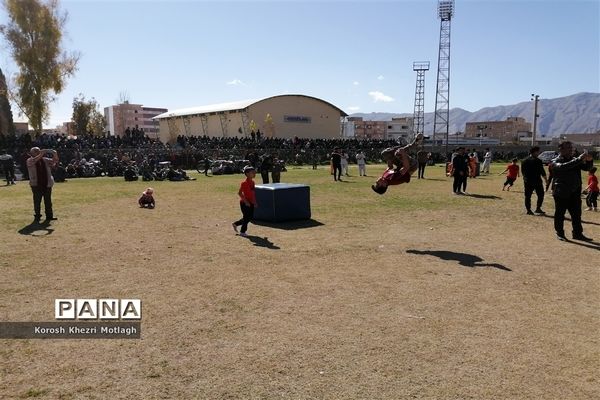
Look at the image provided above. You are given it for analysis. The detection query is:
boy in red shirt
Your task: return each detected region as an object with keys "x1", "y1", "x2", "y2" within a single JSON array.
[
  {"x1": 501, "y1": 158, "x2": 520, "y2": 191},
  {"x1": 232, "y1": 166, "x2": 258, "y2": 237},
  {"x1": 584, "y1": 166, "x2": 598, "y2": 211}
]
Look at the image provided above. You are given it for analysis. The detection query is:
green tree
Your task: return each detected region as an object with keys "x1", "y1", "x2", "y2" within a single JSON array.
[
  {"x1": 0, "y1": 67, "x2": 15, "y2": 135},
  {"x1": 72, "y1": 94, "x2": 105, "y2": 136},
  {"x1": 0, "y1": 0, "x2": 79, "y2": 135},
  {"x1": 88, "y1": 107, "x2": 105, "y2": 136}
]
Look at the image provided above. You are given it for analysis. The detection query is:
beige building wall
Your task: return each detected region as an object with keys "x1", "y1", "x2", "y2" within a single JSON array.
[
  {"x1": 248, "y1": 96, "x2": 341, "y2": 139},
  {"x1": 157, "y1": 95, "x2": 345, "y2": 143}
]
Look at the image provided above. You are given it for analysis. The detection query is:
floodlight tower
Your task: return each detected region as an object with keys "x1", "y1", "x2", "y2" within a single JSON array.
[
  {"x1": 412, "y1": 61, "x2": 430, "y2": 142},
  {"x1": 433, "y1": 0, "x2": 454, "y2": 156}
]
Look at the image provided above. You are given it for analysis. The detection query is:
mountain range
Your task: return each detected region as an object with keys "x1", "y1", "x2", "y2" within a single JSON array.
[{"x1": 349, "y1": 92, "x2": 600, "y2": 137}]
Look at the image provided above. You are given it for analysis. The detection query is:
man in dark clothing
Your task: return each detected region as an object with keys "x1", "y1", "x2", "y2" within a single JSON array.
[
  {"x1": 259, "y1": 154, "x2": 272, "y2": 184},
  {"x1": 416, "y1": 149, "x2": 428, "y2": 179},
  {"x1": 1, "y1": 150, "x2": 16, "y2": 185},
  {"x1": 550, "y1": 141, "x2": 594, "y2": 241},
  {"x1": 451, "y1": 147, "x2": 469, "y2": 195},
  {"x1": 521, "y1": 146, "x2": 548, "y2": 215},
  {"x1": 331, "y1": 148, "x2": 342, "y2": 181}
]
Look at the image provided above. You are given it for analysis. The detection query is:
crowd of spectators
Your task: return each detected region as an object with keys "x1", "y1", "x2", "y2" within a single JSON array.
[{"x1": 2, "y1": 129, "x2": 597, "y2": 182}]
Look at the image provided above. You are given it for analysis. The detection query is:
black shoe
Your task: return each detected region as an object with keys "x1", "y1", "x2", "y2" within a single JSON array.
[
  {"x1": 45, "y1": 217, "x2": 58, "y2": 222},
  {"x1": 556, "y1": 233, "x2": 567, "y2": 241},
  {"x1": 526, "y1": 210, "x2": 535, "y2": 215},
  {"x1": 534, "y1": 209, "x2": 546, "y2": 215},
  {"x1": 572, "y1": 234, "x2": 593, "y2": 242}
]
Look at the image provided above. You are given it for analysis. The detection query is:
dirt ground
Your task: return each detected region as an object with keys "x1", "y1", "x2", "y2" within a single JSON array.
[{"x1": 1, "y1": 163, "x2": 598, "y2": 399}]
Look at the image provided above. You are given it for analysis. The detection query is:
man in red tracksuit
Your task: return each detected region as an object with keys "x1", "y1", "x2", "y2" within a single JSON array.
[{"x1": 372, "y1": 134, "x2": 423, "y2": 195}]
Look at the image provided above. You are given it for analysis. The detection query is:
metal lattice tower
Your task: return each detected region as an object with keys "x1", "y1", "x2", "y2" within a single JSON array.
[
  {"x1": 412, "y1": 61, "x2": 430, "y2": 141},
  {"x1": 433, "y1": 0, "x2": 454, "y2": 154}
]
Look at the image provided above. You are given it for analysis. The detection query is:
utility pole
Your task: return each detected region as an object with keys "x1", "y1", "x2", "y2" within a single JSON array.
[{"x1": 531, "y1": 94, "x2": 539, "y2": 146}]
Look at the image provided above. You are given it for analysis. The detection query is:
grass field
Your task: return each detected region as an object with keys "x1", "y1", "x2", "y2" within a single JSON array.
[{"x1": 1, "y1": 162, "x2": 599, "y2": 399}]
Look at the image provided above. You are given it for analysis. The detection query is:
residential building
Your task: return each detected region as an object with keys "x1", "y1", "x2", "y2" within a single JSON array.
[
  {"x1": 350, "y1": 117, "x2": 387, "y2": 140},
  {"x1": 387, "y1": 117, "x2": 414, "y2": 142},
  {"x1": 104, "y1": 102, "x2": 167, "y2": 137},
  {"x1": 465, "y1": 117, "x2": 532, "y2": 143}
]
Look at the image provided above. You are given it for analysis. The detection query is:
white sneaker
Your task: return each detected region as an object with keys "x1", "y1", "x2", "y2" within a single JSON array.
[
  {"x1": 232, "y1": 223, "x2": 238, "y2": 233},
  {"x1": 585, "y1": 207, "x2": 592, "y2": 211}
]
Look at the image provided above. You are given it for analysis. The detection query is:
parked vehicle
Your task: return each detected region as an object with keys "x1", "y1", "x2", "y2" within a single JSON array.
[{"x1": 538, "y1": 151, "x2": 558, "y2": 165}]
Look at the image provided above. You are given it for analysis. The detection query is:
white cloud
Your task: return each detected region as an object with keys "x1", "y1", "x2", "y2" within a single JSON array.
[
  {"x1": 353, "y1": 81, "x2": 359, "y2": 86},
  {"x1": 377, "y1": 75, "x2": 384, "y2": 80},
  {"x1": 226, "y1": 79, "x2": 246, "y2": 86},
  {"x1": 347, "y1": 106, "x2": 360, "y2": 112},
  {"x1": 368, "y1": 91, "x2": 394, "y2": 103}
]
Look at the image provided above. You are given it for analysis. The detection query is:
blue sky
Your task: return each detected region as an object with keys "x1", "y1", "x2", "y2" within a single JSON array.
[{"x1": 0, "y1": 0, "x2": 598, "y2": 128}]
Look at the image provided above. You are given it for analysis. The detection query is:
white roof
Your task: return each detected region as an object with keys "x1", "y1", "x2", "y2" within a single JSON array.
[
  {"x1": 153, "y1": 99, "x2": 259, "y2": 119},
  {"x1": 153, "y1": 94, "x2": 348, "y2": 120}
]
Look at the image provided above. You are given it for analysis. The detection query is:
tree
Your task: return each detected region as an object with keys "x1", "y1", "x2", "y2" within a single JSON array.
[
  {"x1": 72, "y1": 93, "x2": 105, "y2": 136},
  {"x1": 0, "y1": 67, "x2": 15, "y2": 135},
  {"x1": 264, "y1": 113, "x2": 275, "y2": 138},
  {"x1": 0, "y1": 0, "x2": 79, "y2": 135}
]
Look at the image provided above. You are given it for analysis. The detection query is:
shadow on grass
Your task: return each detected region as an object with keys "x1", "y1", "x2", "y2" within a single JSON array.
[
  {"x1": 465, "y1": 193, "x2": 502, "y2": 200},
  {"x1": 563, "y1": 239, "x2": 600, "y2": 251},
  {"x1": 406, "y1": 249, "x2": 511, "y2": 271},
  {"x1": 539, "y1": 213, "x2": 600, "y2": 226},
  {"x1": 241, "y1": 235, "x2": 280, "y2": 250},
  {"x1": 18, "y1": 220, "x2": 54, "y2": 236},
  {"x1": 253, "y1": 219, "x2": 324, "y2": 231}
]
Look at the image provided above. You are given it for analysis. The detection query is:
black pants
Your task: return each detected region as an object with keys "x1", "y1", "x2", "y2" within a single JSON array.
[
  {"x1": 453, "y1": 173, "x2": 464, "y2": 193},
  {"x1": 418, "y1": 162, "x2": 426, "y2": 179},
  {"x1": 31, "y1": 186, "x2": 53, "y2": 220},
  {"x1": 234, "y1": 202, "x2": 254, "y2": 233},
  {"x1": 553, "y1": 192, "x2": 583, "y2": 236},
  {"x1": 586, "y1": 191, "x2": 598, "y2": 208},
  {"x1": 261, "y1": 170, "x2": 270, "y2": 184},
  {"x1": 272, "y1": 171, "x2": 280, "y2": 183},
  {"x1": 524, "y1": 181, "x2": 545, "y2": 211},
  {"x1": 332, "y1": 164, "x2": 342, "y2": 181},
  {"x1": 462, "y1": 174, "x2": 468, "y2": 192},
  {"x1": 5, "y1": 166, "x2": 15, "y2": 183}
]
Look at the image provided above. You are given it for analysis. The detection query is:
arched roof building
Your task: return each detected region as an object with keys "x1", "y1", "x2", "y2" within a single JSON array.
[{"x1": 153, "y1": 94, "x2": 347, "y2": 143}]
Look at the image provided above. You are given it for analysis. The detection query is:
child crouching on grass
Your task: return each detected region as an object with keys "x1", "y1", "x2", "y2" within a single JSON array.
[
  {"x1": 232, "y1": 166, "x2": 258, "y2": 237},
  {"x1": 139, "y1": 187, "x2": 155, "y2": 209}
]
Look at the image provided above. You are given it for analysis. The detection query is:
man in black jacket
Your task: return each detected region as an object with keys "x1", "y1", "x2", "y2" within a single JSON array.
[
  {"x1": 550, "y1": 141, "x2": 594, "y2": 241},
  {"x1": 521, "y1": 146, "x2": 548, "y2": 215},
  {"x1": 451, "y1": 147, "x2": 469, "y2": 195}
]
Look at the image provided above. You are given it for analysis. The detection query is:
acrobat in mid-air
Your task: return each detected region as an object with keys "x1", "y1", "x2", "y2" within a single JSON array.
[{"x1": 372, "y1": 134, "x2": 424, "y2": 195}]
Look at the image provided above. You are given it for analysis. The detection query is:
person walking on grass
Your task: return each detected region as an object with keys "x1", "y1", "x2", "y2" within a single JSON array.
[
  {"x1": 501, "y1": 159, "x2": 519, "y2": 191},
  {"x1": 521, "y1": 146, "x2": 548, "y2": 215},
  {"x1": 232, "y1": 166, "x2": 258, "y2": 237}
]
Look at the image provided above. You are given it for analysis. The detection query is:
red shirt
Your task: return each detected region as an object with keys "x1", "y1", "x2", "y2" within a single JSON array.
[
  {"x1": 239, "y1": 178, "x2": 256, "y2": 204},
  {"x1": 381, "y1": 169, "x2": 411, "y2": 186},
  {"x1": 588, "y1": 175, "x2": 599, "y2": 192},
  {"x1": 506, "y1": 164, "x2": 519, "y2": 179}
]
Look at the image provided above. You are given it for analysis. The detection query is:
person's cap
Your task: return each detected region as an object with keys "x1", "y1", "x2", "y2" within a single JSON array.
[{"x1": 243, "y1": 165, "x2": 255, "y2": 173}]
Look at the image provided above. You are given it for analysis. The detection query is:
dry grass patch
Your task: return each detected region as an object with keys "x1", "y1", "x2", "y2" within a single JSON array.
[{"x1": 1, "y1": 163, "x2": 598, "y2": 399}]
